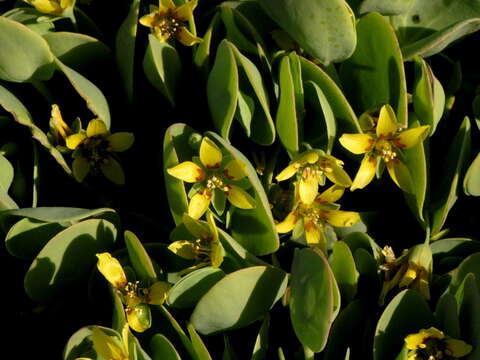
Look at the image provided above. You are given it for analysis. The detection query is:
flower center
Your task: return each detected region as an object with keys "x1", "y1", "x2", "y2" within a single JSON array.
[
  {"x1": 81, "y1": 136, "x2": 110, "y2": 165},
  {"x1": 297, "y1": 204, "x2": 322, "y2": 225},
  {"x1": 206, "y1": 175, "x2": 230, "y2": 193},
  {"x1": 375, "y1": 139, "x2": 397, "y2": 163},
  {"x1": 157, "y1": 15, "x2": 180, "y2": 38}
]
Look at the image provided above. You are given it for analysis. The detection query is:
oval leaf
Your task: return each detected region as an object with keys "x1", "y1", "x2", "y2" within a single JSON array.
[
  {"x1": 464, "y1": 151, "x2": 480, "y2": 196},
  {"x1": 125, "y1": 230, "x2": 157, "y2": 282},
  {"x1": 150, "y1": 334, "x2": 182, "y2": 360}
]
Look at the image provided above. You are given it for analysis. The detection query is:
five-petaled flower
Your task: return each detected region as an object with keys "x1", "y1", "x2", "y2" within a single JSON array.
[
  {"x1": 167, "y1": 137, "x2": 255, "y2": 219},
  {"x1": 96, "y1": 253, "x2": 170, "y2": 333},
  {"x1": 276, "y1": 184, "x2": 360, "y2": 254},
  {"x1": 23, "y1": 0, "x2": 74, "y2": 15},
  {"x1": 139, "y1": 0, "x2": 202, "y2": 46},
  {"x1": 66, "y1": 118, "x2": 134, "y2": 184},
  {"x1": 339, "y1": 104, "x2": 430, "y2": 192},
  {"x1": 405, "y1": 327, "x2": 472, "y2": 360},
  {"x1": 275, "y1": 150, "x2": 352, "y2": 204},
  {"x1": 75, "y1": 324, "x2": 132, "y2": 360}
]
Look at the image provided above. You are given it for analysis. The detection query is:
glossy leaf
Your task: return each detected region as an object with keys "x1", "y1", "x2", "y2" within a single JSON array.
[
  {"x1": 187, "y1": 323, "x2": 213, "y2": 360},
  {"x1": 464, "y1": 151, "x2": 480, "y2": 196},
  {"x1": 456, "y1": 274, "x2": 480, "y2": 360},
  {"x1": 194, "y1": 13, "x2": 219, "y2": 73},
  {"x1": 0, "y1": 154, "x2": 17, "y2": 210},
  {"x1": 330, "y1": 241, "x2": 359, "y2": 303},
  {"x1": 252, "y1": 315, "x2": 269, "y2": 360},
  {"x1": 143, "y1": 34, "x2": 182, "y2": 107},
  {"x1": 358, "y1": 0, "x2": 414, "y2": 15},
  {"x1": 257, "y1": 0, "x2": 356, "y2": 65},
  {"x1": 430, "y1": 238, "x2": 480, "y2": 259},
  {"x1": 446, "y1": 253, "x2": 480, "y2": 296},
  {"x1": 340, "y1": 12, "x2": 408, "y2": 127},
  {"x1": 24, "y1": 219, "x2": 117, "y2": 301},
  {"x1": 150, "y1": 334, "x2": 182, "y2": 360},
  {"x1": 191, "y1": 266, "x2": 288, "y2": 335},
  {"x1": 125, "y1": 230, "x2": 157, "y2": 282},
  {"x1": 435, "y1": 293, "x2": 460, "y2": 339}
]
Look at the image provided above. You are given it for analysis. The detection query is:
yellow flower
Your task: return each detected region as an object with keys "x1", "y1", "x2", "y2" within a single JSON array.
[
  {"x1": 65, "y1": 119, "x2": 134, "y2": 184},
  {"x1": 167, "y1": 137, "x2": 255, "y2": 219},
  {"x1": 276, "y1": 184, "x2": 360, "y2": 254},
  {"x1": 75, "y1": 324, "x2": 131, "y2": 360},
  {"x1": 405, "y1": 327, "x2": 472, "y2": 360},
  {"x1": 139, "y1": 0, "x2": 202, "y2": 46},
  {"x1": 49, "y1": 104, "x2": 72, "y2": 143},
  {"x1": 96, "y1": 253, "x2": 128, "y2": 289},
  {"x1": 168, "y1": 212, "x2": 224, "y2": 274},
  {"x1": 276, "y1": 150, "x2": 352, "y2": 204},
  {"x1": 339, "y1": 104, "x2": 430, "y2": 192},
  {"x1": 23, "y1": 0, "x2": 74, "y2": 15}
]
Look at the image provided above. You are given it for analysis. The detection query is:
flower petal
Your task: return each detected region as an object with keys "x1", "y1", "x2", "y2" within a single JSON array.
[
  {"x1": 91, "y1": 327, "x2": 127, "y2": 360},
  {"x1": 226, "y1": 186, "x2": 255, "y2": 209},
  {"x1": 147, "y1": 281, "x2": 170, "y2": 305},
  {"x1": 168, "y1": 240, "x2": 197, "y2": 259},
  {"x1": 405, "y1": 332, "x2": 426, "y2": 350},
  {"x1": 176, "y1": 26, "x2": 203, "y2": 46},
  {"x1": 206, "y1": 211, "x2": 219, "y2": 243},
  {"x1": 199, "y1": 137, "x2": 222, "y2": 168},
  {"x1": 127, "y1": 303, "x2": 151, "y2": 333},
  {"x1": 276, "y1": 163, "x2": 298, "y2": 181},
  {"x1": 210, "y1": 242, "x2": 224, "y2": 268},
  {"x1": 322, "y1": 210, "x2": 360, "y2": 227},
  {"x1": 316, "y1": 184, "x2": 345, "y2": 204},
  {"x1": 386, "y1": 159, "x2": 413, "y2": 193},
  {"x1": 299, "y1": 176, "x2": 318, "y2": 204},
  {"x1": 304, "y1": 220, "x2": 323, "y2": 246},
  {"x1": 139, "y1": 13, "x2": 156, "y2": 28},
  {"x1": 376, "y1": 104, "x2": 398, "y2": 139},
  {"x1": 100, "y1": 157, "x2": 125, "y2": 185},
  {"x1": 153, "y1": 27, "x2": 172, "y2": 43},
  {"x1": 351, "y1": 155, "x2": 377, "y2": 191},
  {"x1": 324, "y1": 160, "x2": 352, "y2": 187},
  {"x1": 188, "y1": 191, "x2": 211, "y2": 219},
  {"x1": 96, "y1": 253, "x2": 127, "y2": 289},
  {"x1": 66, "y1": 133, "x2": 87, "y2": 150},
  {"x1": 182, "y1": 212, "x2": 210, "y2": 238},
  {"x1": 86, "y1": 118, "x2": 108, "y2": 137},
  {"x1": 159, "y1": 0, "x2": 176, "y2": 11},
  {"x1": 50, "y1": 104, "x2": 70, "y2": 138},
  {"x1": 445, "y1": 339, "x2": 473, "y2": 357},
  {"x1": 223, "y1": 159, "x2": 247, "y2": 180},
  {"x1": 392, "y1": 125, "x2": 430, "y2": 149},
  {"x1": 173, "y1": 0, "x2": 198, "y2": 21},
  {"x1": 107, "y1": 132, "x2": 135, "y2": 152},
  {"x1": 167, "y1": 161, "x2": 205, "y2": 183},
  {"x1": 276, "y1": 211, "x2": 297, "y2": 233},
  {"x1": 339, "y1": 134, "x2": 375, "y2": 154},
  {"x1": 72, "y1": 156, "x2": 90, "y2": 183}
]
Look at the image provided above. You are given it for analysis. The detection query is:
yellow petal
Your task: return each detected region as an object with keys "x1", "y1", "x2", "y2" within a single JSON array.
[
  {"x1": 86, "y1": 119, "x2": 108, "y2": 137},
  {"x1": 316, "y1": 184, "x2": 345, "y2": 204},
  {"x1": 339, "y1": 134, "x2": 375, "y2": 155},
  {"x1": 392, "y1": 125, "x2": 430, "y2": 149},
  {"x1": 386, "y1": 159, "x2": 413, "y2": 193},
  {"x1": 322, "y1": 210, "x2": 360, "y2": 227},
  {"x1": 176, "y1": 26, "x2": 203, "y2": 46},
  {"x1": 127, "y1": 304, "x2": 151, "y2": 333},
  {"x1": 72, "y1": 156, "x2": 90, "y2": 182},
  {"x1": 206, "y1": 211, "x2": 219, "y2": 243},
  {"x1": 100, "y1": 157, "x2": 125, "y2": 185},
  {"x1": 304, "y1": 220, "x2": 322, "y2": 245},
  {"x1": 226, "y1": 186, "x2": 255, "y2": 209},
  {"x1": 188, "y1": 191, "x2": 211, "y2": 219},
  {"x1": 168, "y1": 240, "x2": 197, "y2": 259},
  {"x1": 399, "y1": 264, "x2": 418, "y2": 287},
  {"x1": 66, "y1": 133, "x2": 87, "y2": 150},
  {"x1": 405, "y1": 332, "x2": 426, "y2": 350},
  {"x1": 96, "y1": 253, "x2": 127, "y2": 289},
  {"x1": 376, "y1": 104, "x2": 398, "y2": 139},
  {"x1": 323, "y1": 161, "x2": 352, "y2": 188},
  {"x1": 29, "y1": 0, "x2": 62, "y2": 14},
  {"x1": 167, "y1": 161, "x2": 205, "y2": 183},
  {"x1": 139, "y1": 13, "x2": 156, "y2": 28},
  {"x1": 299, "y1": 176, "x2": 318, "y2": 204},
  {"x1": 121, "y1": 324, "x2": 130, "y2": 356},
  {"x1": 293, "y1": 150, "x2": 319, "y2": 165},
  {"x1": 173, "y1": 0, "x2": 197, "y2": 21},
  {"x1": 276, "y1": 163, "x2": 298, "y2": 181},
  {"x1": 147, "y1": 281, "x2": 170, "y2": 305},
  {"x1": 445, "y1": 339, "x2": 473, "y2": 357},
  {"x1": 422, "y1": 327, "x2": 444, "y2": 340},
  {"x1": 160, "y1": 0, "x2": 176, "y2": 11},
  {"x1": 153, "y1": 27, "x2": 172, "y2": 43},
  {"x1": 91, "y1": 327, "x2": 127, "y2": 360},
  {"x1": 223, "y1": 159, "x2": 247, "y2": 180},
  {"x1": 200, "y1": 137, "x2": 222, "y2": 168},
  {"x1": 60, "y1": 0, "x2": 73, "y2": 8},
  {"x1": 276, "y1": 211, "x2": 297, "y2": 233},
  {"x1": 107, "y1": 132, "x2": 135, "y2": 152},
  {"x1": 210, "y1": 242, "x2": 224, "y2": 268},
  {"x1": 351, "y1": 155, "x2": 377, "y2": 191},
  {"x1": 50, "y1": 104, "x2": 70, "y2": 138}
]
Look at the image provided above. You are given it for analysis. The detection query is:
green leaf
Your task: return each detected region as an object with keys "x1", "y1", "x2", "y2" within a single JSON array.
[
  {"x1": 207, "y1": 132, "x2": 279, "y2": 255},
  {"x1": 0, "y1": 153, "x2": 17, "y2": 210},
  {"x1": 191, "y1": 266, "x2": 288, "y2": 335},
  {"x1": 330, "y1": 241, "x2": 359, "y2": 303},
  {"x1": 187, "y1": 323, "x2": 213, "y2": 360},
  {"x1": 430, "y1": 238, "x2": 480, "y2": 259},
  {"x1": 340, "y1": 12, "x2": 408, "y2": 127},
  {"x1": 150, "y1": 334, "x2": 182, "y2": 360},
  {"x1": 2, "y1": 7, "x2": 54, "y2": 35},
  {"x1": 0, "y1": 16, "x2": 55, "y2": 82},
  {"x1": 163, "y1": 123, "x2": 196, "y2": 225},
  {"x1": 358, "y1": 0, "x2": 414, "y2": 15},
  {"x1": 257, "y1": 0, "x2": 356, "y2": 65},
  {"x1": 252, "y1": 314, "x2": 270, "y2": 360},
  {"x1": 431, "y1": 117, "x2": 471, "y2": 236},
  {"x1": 289, "y1": 248, "x2": 337, "y2": 352},
  {"x1": 207, "y1": 39, "x2": 239, "y2": 140},
  {"x1": 125, "y1": 230, "x2": 157, "y2": 282},
  {"x1": 300, "y1": 56, "x2": 361, "y2": 133},
  {"x1": 167, "y1": 267, "x2": 226, "y2": 309},
  {"x1": 24, "y1": 218, "x2": 117, "y2": 301},
  {"x1": 446, "y1": 253, "x2": 480, "y2": 296},
  {"x1": 456, "y1": 274, "x2": 480, "y2": 359},
  {"x1": 5, "y1": 218, "x2": 65, "y2": 259},
  {"x1": 194, "y1": 13, "x2": 219, "y2": 74},
  {"x1": 63, "y1": 326, "x2": 94, "y2": 360},
  {"x1": 43, "y1": 32, "x2": 111, "y2": 68},
  {"x1": 343, "y1": 231, "x2": 382, "y2": 261},
  {"x1": 235, "y1": 90, "x2": 255, "y2": 137},
  {"x1": 435, "y1": 293, "x2": 460, "y2": 339},
  {"x1": 218, "y1": 228, "x2": 268, "y2": 269},
  {"x1": 374, "y1": 290, "x2": 435, "y2": 360},
  {"x1": 54, "y1": 59, "x2": 111, "y2": 128},
  {"x1": 220, "y1": 6, "x2": 258, "y2": 55},
  {"x1": 464, "y1": 152, "x2": 480, "y2": 196},
  {"x1": 115, "y1": 0, "x2": 140, "y2": 103},
  {"x1": 143, "y1": 34, "x2": 182, "y2": 107}
]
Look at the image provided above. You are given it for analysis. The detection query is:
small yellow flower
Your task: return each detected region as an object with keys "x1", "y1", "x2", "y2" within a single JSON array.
[
  {"x1": 339, "y1": 104, "x2": 430, "y2": 192},
  {"x1": 276, "y1": 184, "x2": 360, "y2": 253},
  {"x1": 276, "y1": 150, "x2": 352, "y2": 204},
  {"x1": 23, "y1": 0, "x2": 74, "y2": 15},
  {"x1": 167, "y1": 137, "x2": 255, "y2": 219},
  {"x1": 405, "y1": 327, "x2": 472, "y2": 360},
  {"x1": 49, "y1": 104, "x2": 72, "y2": 143},
  {"x1": 65, "y1": 119, "x2": 134, "y2": 184},
  {"x1": 139, "y1": 0, "x2": 202, "y2": 46},
  {"x1": 168, "y1": 212, "x2": 224, "y2": 274},
  {"x1": 76, "y1": 324, "x2": 131, "y2": 360}
]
